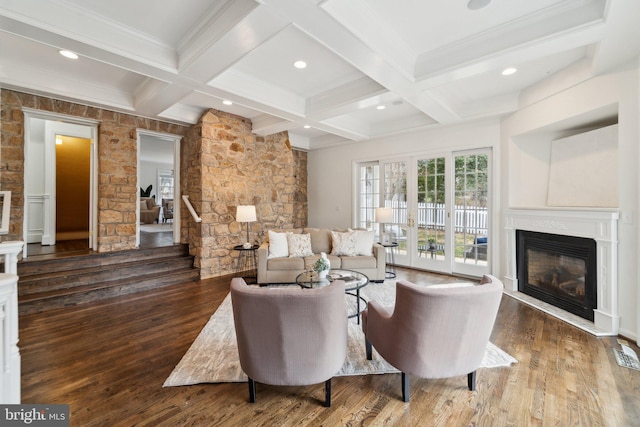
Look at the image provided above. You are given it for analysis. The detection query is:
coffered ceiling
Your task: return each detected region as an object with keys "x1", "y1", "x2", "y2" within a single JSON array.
[{"x1": 1, "y1": 0, "x2": 638, "y2": 150}]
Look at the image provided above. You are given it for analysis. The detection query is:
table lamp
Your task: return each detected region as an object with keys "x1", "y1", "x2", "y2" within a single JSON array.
[
  {"x1": 375, "y1": 207, "x2": 393, "y2": 243},
  {"x1": 236, "y1": 205, "x2": 257, "y2": 248}
]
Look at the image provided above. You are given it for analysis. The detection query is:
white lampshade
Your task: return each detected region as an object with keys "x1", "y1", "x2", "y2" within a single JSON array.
[
  {"x1": 236, "y1": 205, "x2": 257, "y2": 223},
  {"x1": 375, "y1": 207, "x2": 393, "y2": 223}
]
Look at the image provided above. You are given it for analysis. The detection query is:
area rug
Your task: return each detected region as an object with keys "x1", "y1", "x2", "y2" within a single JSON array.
[
  {"x1": 164, "y1": 282, "x2": 517, "y2": 387},
  {"x1": 140, "y1": 223, "x2": 172, "y2": 233}
]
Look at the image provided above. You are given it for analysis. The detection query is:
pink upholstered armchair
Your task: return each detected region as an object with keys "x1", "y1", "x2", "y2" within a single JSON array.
[
  {"x1": 230, "y1": 277, "x2": 347, "y2": 407},
  {"x1": 362, "y1": 274, "x2": 503, "y2": 402}
]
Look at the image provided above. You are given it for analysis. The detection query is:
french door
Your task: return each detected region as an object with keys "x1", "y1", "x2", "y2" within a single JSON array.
[{"x1": 380, "y1": 149, "x2": 490, "y2": 276}]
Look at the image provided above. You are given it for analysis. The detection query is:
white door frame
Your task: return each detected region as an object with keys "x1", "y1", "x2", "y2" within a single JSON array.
[
  {"x1": 22, "y1": 108, "x2": 99, "y2": 258},
  {"x1": 376, "y1": 149, "x2": 492, "y2": 277},
  {"x1": 136, "y1": 129, "x2": 182, "y2": 246}
]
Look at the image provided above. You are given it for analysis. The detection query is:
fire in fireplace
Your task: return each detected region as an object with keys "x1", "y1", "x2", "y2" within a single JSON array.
[{"x1": 516, "y1": 230, "x2": 597, "y2": 321}]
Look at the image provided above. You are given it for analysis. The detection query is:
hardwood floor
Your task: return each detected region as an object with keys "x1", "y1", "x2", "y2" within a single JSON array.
[
  {"x1": 25, "y1": 231, "x2": 174, "y2": 259},
  {"x1": 19, "y1": 268, "x2": 640, "y2": 426}
]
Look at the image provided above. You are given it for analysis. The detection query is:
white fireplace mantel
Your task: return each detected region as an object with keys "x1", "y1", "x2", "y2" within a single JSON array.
[{"x1": 503, "y1": 208, "x2": 619, "y2": 336}]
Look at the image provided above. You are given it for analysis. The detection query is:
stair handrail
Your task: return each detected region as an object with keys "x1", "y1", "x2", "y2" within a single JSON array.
[{"x1": 182, "y1": 195, "x2": 202, "y2": 223}]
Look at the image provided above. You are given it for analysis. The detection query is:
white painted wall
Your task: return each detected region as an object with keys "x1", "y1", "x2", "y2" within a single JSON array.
[
  {"x1": 140, "y1": 160, "x2": 171, "y2": 201},
  {"x1": 307, "y1": 117, "x2": 501, "y2": 260},
  {"x1": 501, "y1": 67, "x2": 639, "y2": 341},
  {"x1": 308, "y1": 65, "x2": 639, "y2": 342}
]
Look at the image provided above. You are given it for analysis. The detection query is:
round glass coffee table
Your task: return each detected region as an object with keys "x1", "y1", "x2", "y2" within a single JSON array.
[{"x1": 296, "y1": 269, "x2": 369, "y2": 324}]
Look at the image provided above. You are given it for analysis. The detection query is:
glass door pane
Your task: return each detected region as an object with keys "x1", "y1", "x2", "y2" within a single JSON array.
[
  {"x1": 415, "y1": 156, "x2": 449, "y2": 269},
  {"x1": 357, "y1": 163, "x2": 379, "y2": 233},
  {"x1": 382, "y1": 161, "x2": 408, "y2": 261},
  {"x1": 453, "y1": 152, "x2": 489, "y2": 275}
]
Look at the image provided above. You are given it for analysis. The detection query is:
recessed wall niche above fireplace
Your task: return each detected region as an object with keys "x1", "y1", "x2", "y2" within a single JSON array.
[
  {"x1": 516, "y1": 230, "x2": 596, "y2": 321},
  {"x1": 504, "y1": 208, "x2": 619, "y2": 336}
]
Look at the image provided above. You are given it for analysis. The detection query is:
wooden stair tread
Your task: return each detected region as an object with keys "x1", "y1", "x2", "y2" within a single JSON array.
[
  {"x1": 17, "y1": 244, "x2": 198, "y2": 314},
  {"x1": 19, "y1": 268, "x2": 199, "y2": 303},
  {"x1": 18, "y1": 256, "x2": 194, "y2": 293}
]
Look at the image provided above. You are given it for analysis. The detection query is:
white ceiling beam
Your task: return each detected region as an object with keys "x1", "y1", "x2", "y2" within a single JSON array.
[
  {"x1": 0, "y1": 1, "x2": 177, "y2": 71},
  {"x1": 211, "y1": 69, "x2": 305, "y2": 116},
  {"x1": 258, "y1": 0, "x2": 460, "y2": 124},
  {"x1": 0, "y1": 62, "x2": 135, "y2": 111},
  {"x1": 305, "y1": 77, "x2": 387, "y2": 120},
  {"x1": 134, "y1": 80, "x2": 194, "y2": 118},
  {"x1": 588, "y1": 0, "x2": 640, "y2": 75},
  {"x1": 0, "y1": 15, "x2": 179, "y2": 81},
  {"x1": 414, "y1": 6, "x2": 607, "y2": 87},
  {"x1": 177, "y1": 0, "x2": 258, "y2": 72},
  {"x1": 320, "y1": 0, "x2": 415, "y2": 79},
  {"x1": 251, "y1": 114, "x2": 294, "y2": 135},
  {"x1": 179, "y1": 6, "x2": 288, "y2": 82}
]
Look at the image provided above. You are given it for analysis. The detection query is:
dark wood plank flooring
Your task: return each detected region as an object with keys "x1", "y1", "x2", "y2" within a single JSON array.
[
  {"x1": 26, "y1": 231, "x2": 174, "y2": 259},
  {"x1": 18, "y1": 268, "x2": 640, "y2": 426}
]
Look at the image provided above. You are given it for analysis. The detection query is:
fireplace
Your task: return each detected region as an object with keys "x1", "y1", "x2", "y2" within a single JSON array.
[
  {"x1": 516, "y1": 230, "x2": 596, "y2": 321},
  {"x1": 503, "y1": 208, "x2": 619, "y2": 336}
]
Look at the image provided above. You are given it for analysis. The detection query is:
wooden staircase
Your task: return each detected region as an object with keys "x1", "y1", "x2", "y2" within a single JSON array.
[{"x1": 17, "y1": 244, "x2": 199, "y2": 315}]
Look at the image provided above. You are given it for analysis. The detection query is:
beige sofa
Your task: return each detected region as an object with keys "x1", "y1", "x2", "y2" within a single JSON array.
[
  {"x1": 257, "y1": 227, "x2": 386, "y2": 284},
  {"x1": 140, "y1": 197, "x2": 160, "y2": 224}
]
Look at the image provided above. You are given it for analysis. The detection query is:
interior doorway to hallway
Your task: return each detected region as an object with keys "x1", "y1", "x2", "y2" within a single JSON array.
[
  {"x1": 23, "y1": 110, "x2": 98, "y2": 258},
  {"x1": 136, "y1": 130, "x2": 181, "y2": 248}
]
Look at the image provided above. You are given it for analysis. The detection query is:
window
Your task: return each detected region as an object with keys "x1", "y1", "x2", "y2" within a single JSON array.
[
  {"x1": 157, "y1": 169, "x2": 174, "y2": 201},
  {"x1": 356, "y1": 162, "x2": 379, "y2": 231}
]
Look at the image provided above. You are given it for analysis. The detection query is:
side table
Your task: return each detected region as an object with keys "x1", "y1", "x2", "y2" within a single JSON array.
[
  {"x1": 378, "y1": 241, "x2": 398, "y2": 279},
  {"x1": 233, "y1": 244, "x2": 259, "y2": 284}
]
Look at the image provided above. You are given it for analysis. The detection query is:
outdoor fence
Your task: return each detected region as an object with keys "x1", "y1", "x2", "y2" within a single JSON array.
[{"x1": 383, "y1": 201, "x2": 488, "y2": 235}]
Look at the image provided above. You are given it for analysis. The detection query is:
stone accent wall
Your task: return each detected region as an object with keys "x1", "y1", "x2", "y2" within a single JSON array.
[
  {"x1": 0, "y1": 89, "x2": 189, "y2": 251},
  {"x1": 1, "y1": 91, "x2": 307, "y2": 280},
  {"x1": 182, "y1": 109, "x2": 307, "y2": 279}
]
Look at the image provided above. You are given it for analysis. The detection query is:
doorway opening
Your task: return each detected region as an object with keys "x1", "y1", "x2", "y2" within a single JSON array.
[
  {"x1": 137, "y1": 131, "x2": 181, "y2": 248},
  {"x1": 23, "y1": 110, "x2": 98, "y2": 258},
  {"x1": 56, "y1": 135, "x2": 91, "y2": 242}
]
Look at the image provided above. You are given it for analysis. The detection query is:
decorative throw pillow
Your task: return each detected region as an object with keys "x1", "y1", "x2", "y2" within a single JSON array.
[
  {"x1": 350, "y1": 229, "x2": 375, "y2": 256},
  {"x1": 287, "y1": 232, "x2": 314, "y2": 257},
  {"x1": 268, "y1": 230, "x2": 289, "y2": 258},
  {"x1": 330, "y1": 230, "x2": 357, "y2": 256}
]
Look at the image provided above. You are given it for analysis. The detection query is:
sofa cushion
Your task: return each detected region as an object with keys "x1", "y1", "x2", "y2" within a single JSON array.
[
  {"x1": 304, "y1": 254, "x2": 341, "y2": 269},
  {"x1": 330, "y1": 230, "x2": 357, "y2": 256},
  {"x1": 287, "y1": 233, "x2": 314, "y2": 257},
  {"x1": 267, "y1": 256, "x2": 305, "y2": 271},
  {"x1": 268, "y1": 231, "x2": 289, "y2": 258},
  {"x1": 341, "y1": 255, "x2": 377, "y2": 269},
  {"x1": 304, "y1": 228, "x2": 332, "y2": 254},
  {"x1": 351, "y1": 229, "x2": 375, "y2": 256}
]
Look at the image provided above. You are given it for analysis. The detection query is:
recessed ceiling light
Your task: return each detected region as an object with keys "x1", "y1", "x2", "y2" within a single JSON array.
[
  {"x1": 303, "y1": 125, "x2": 311, "y2": 129},
  {"x1": 502, "y1": 67, "x2": 518, "y2": 76},
  {"x1": 293, "y1": 60, "x2": 307, "y2": 69},
  {"x1": 222, "y1": 100, "x2": 233, "y2": 106},
  {"x1": 59, "y1": 50, "x2": 78, "y2": 59},
  {"x1": 377, "y1": 105, "x2": 386, "y2": 110},
  {"x1": 467, "y1": 0, "x2": 491, "y2": 10}
]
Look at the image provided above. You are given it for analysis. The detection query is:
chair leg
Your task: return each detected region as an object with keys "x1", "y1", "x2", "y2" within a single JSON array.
[
  {"x1": 401, "y1": 372, "x2": 410, "y2": 402},
  {"x1": 365, "y1": 338, "x2": 372, "y2": 360},
  {"x1": 248, "y1": 378, "x2": 256, "y2": 403},
  {"x1": 467, "y1": 371, "x2": 476, "y2": 391},
  {"x1": 324, "y1": 378, "x2": 332, "y2": 407}
]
